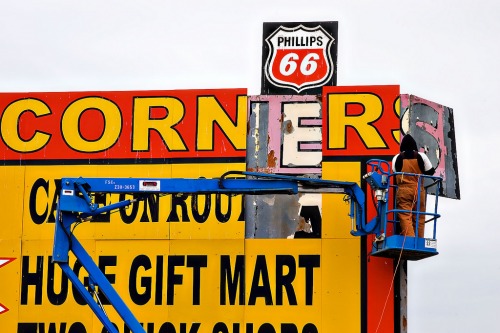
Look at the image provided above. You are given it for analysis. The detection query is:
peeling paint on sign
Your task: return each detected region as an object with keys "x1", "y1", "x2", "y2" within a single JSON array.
[
  {"x1": 246, "y1": 95, "x2": 323, "y2": 238},
  {"x1": 248, "y1": 95, "x2": 322, "y2": 175},
  {"x1": 401, "y1": 95, "x2": 460, "y2": 199}
]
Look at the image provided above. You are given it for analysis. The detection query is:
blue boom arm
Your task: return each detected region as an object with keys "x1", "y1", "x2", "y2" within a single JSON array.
[{"x1": 52, "y1": 171, "x2": 367, "y2": 333}]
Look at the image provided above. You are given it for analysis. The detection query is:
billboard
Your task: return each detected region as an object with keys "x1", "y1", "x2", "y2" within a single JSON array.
[
  {"x1": 0, "y1": 89, "x2": 250, "y2": 332},
  {"x1": 0, "y1": 86, "x2": 457, "y2": 333}
]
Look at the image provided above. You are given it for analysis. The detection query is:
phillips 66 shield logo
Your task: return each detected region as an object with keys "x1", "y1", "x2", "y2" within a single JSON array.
[{"x1": 261, "y1": 22, "x2": 338, "y2": 95}]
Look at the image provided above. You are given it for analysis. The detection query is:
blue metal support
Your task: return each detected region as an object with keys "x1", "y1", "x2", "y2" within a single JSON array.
[
  {"x1": 64, "y1": 236, "x2": 145, "y2": 333},
  {"x1": 59, "y1": 263, "x2": 119, "y2": 333},
  {"x1": 53, "y1": 202, "x2": 146, "y2": 332}
]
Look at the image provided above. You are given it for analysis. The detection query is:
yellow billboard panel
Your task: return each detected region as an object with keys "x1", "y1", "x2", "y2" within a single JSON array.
[
  {"x1": 321, "y1": 238, "x2": 361, "y2": 332},
  {"x1": 0, "y1": 239, "x2": 21, "y2": 333},
  {"x1": 0, "y1": 166, "x2": 25, "y2": 240},
  {"x1": 168, "y1": 239, "x2": 245, "y2": 330},
  {"x1": 15, "y1": 239, "x2": 96, "y2": 332},
  {"x1": 322, "y1": 161, "x2": 362, "y2": 239},
  {"x1": 169, "y1": 164, "x2": 245, "y2": 240},
  {"x1": 21, "y1": 163, "x2": 244, "y2": 241},
  {"x1": 9, "y1": 238, "x2": 363, "y2": 333},
  {"x1": 13, "y1": 239, "x2": 247, "y2": 332},
  {"x1": 244, "y1": 239, "x2": 323, "y2": 332}
]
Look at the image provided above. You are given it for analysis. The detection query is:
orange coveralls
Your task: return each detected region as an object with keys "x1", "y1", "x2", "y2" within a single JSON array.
[{"x1": 395, "y1": 158, "x2": 426, "y2": 238}]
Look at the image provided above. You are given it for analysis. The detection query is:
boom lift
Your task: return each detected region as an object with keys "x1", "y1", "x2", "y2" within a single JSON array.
[{"x1": 52, "y1": 159, "x2": 442, "y2": 333}]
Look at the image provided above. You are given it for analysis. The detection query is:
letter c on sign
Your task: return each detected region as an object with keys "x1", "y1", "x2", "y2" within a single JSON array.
[{"x1": 1, "y1": 98, "x2": 52, "y2": 152}]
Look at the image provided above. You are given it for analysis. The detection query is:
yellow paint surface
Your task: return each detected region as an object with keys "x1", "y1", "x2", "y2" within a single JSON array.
[
  {"x1": 0, "y1": 166, "x2": 25, "y2": 240},
  {"x1": 322, "y1": 161, "x2": 362, "y2": 239},
  {"x1": 20, "y1": 163, "x2": 244, "y2": 241}
]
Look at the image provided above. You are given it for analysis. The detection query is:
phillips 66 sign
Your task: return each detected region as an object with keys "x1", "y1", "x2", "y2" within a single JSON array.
[{"x1": 261, "y1": 22, "x2": 338, "y2": 95}]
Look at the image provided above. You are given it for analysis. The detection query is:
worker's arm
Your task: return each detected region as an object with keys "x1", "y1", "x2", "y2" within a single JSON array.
[
  {"x1": 418, "y1": 152, "x2": 435, "y2": 175},
  {"x1": 391, "y1": 153, "x2": 399, "y2": 173}
]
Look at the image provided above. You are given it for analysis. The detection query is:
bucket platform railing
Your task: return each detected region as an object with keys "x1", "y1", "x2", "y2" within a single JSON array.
[{"x1": 363, "y1": 159, "x2": 443, "y2": 261}]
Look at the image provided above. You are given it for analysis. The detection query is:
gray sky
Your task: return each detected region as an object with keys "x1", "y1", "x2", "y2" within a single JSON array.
[{"x1": 1, "y1": 1, "x2": 496, "y2": 332}]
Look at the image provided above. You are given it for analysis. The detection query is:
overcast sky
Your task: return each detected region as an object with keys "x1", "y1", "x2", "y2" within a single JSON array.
[{"x1": 1, "y1": 1, "x2": 497, "y2": 332}]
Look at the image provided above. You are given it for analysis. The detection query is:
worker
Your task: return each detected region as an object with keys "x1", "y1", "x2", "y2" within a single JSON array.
[{"x1": 392, "y1": 134, "x2": 435, "y2": 237}]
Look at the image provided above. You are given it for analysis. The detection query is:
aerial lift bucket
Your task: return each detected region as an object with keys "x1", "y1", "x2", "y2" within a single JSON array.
[{"x1": 363, "y1": 159, "x2": 442, "y2": 261}]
